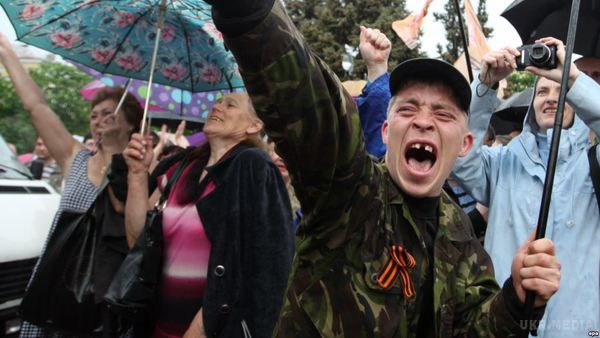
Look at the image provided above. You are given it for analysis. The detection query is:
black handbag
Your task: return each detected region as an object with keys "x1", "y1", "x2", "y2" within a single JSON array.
[
  {"x1": 104, "y1": 157, "x2": 189, "y2": 321},
  {"x1": 20, "y1": 185, "x2": 108, "y2": 333}
]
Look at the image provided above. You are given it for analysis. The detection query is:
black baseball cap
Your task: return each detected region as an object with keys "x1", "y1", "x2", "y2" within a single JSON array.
[{"x1": 389, "y1": 58, "x2": 471, "y2": 114}]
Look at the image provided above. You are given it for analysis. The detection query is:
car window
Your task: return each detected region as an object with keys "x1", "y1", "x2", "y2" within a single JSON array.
[{"x1": 0, "y1": 135, "x2": 31, "y2": 180}]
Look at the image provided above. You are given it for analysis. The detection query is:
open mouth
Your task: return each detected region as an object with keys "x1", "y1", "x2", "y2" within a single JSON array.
[
  {"x1": 208, "y1": 116, "x2": 224, "y2": 122},
  {"x1": 405, "y1": 142, "x2": 437, "y2": 174},
  {"x1": 544, "y1": 108, "x2": 557, "y2": 114}
]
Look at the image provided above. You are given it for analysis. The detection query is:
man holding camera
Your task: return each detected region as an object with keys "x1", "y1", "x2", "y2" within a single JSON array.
[{"x1": 452, "y1": 37, "x2": 600, "y2": 337}]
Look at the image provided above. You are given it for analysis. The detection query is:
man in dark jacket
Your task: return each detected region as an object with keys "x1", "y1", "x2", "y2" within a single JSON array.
[{"x1": 204, "y1": 1, "x2": 561, "y2": 337}]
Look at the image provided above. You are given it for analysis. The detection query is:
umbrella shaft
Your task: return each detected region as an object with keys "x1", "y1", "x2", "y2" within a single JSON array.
[
  {"x1": 140, "y1": 0, "x2": 168, "y2": 135},
  {"x1": 141, "y1": 27, "x2": 163, "y2": 134},
  {"x1": 533, "y1": 0, "x2": 580, "y2": 264},
  {"x1": 113, "y1": 78, "x2": 133, "y2": 116},
  {"x1": 521, "y1": 0, "x2": 581, "y2": 335}
]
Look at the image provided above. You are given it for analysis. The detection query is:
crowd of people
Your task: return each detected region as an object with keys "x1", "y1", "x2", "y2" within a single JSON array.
[{"x1": 0, "y1": 0, "x2": 599, "y2": 336}]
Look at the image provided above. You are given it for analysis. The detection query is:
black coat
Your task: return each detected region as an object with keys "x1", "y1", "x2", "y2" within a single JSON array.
[{"x1": 151, "y1": 144, "x2": 295, "y2": 338}]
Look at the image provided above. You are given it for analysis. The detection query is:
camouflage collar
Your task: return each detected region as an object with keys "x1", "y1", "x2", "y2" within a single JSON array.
[
  {"x1": 379, "y1": 164, "x2": 472, "y2": 243},
  {"x1": 386, "y1": 174, "x2": 405, "y2": 206},
  {"x1": 436, "y1": 193, "x2": 472, "y2": 242}
]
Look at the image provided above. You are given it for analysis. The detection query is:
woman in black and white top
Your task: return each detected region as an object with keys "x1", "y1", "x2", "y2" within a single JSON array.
[{"x1": 0, "y1": 33, "x2": 143, "y2": 338}]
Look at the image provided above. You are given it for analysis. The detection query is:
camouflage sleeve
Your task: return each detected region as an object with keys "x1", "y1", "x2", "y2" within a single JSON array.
[
  {"x1": 221, "y1": 1, "x2": 369, "y2": 243},
  {"x1": 451, "y1": 239, "x2": 534, "y2": 337}
]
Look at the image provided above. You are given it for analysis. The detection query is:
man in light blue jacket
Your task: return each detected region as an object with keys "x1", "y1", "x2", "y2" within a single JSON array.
[{"x1": 452, "y1": 37, "x2": 600, "y2": 337}]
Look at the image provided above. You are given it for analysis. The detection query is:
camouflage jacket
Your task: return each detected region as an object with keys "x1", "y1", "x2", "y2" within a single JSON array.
[{"x1": 220, "y1": 2, "x2": 529, "y2": 337}]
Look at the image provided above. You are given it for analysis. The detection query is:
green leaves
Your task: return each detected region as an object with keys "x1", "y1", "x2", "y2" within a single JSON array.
[
  {"x1": 504, "y1": 71, "x2": 535, "y2": 98},
  {"x1": 0, "y1": 62, "x2": 93, "y2": 153},
  {"x1": 283, "y1": 0, "x2": 423, "y2": 81}
]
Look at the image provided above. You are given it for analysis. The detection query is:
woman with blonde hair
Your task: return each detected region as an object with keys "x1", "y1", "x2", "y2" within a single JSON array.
[{"x1": 123, "y1": 92, "x2": 294, "y2": 337}]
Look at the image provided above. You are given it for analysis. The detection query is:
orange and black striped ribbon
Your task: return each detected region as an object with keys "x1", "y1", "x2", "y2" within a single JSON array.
[{"x1": 376, "y1": 245, "x2": 416, "y2": 298}]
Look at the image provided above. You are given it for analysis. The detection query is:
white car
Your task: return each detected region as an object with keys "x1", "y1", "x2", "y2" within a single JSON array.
[{"x1": 0, "y1": 135, "x2": 60, "y2": 336}]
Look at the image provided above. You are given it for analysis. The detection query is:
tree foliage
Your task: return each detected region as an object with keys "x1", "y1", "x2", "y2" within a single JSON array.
[
  {"x1": 0, "y1": 63, "x2": 93, "y2": 153},
  {"x1": 284, "y1": 0, "x2": 423, "y2": 80},
  {"x1": 434, "y1": 0, "x2": 494, "y2": 64},
  {"x1": 504, "y1": 71, "x2": 536, "y2": 98},
  {"x1": 476, "y1": 0, "x2": 493, "y2": 37}
]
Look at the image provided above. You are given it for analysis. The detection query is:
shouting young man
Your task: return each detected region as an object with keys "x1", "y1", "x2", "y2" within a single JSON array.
[{"x1": 201, "y1": 1, "x2": 562, "y2": 337}]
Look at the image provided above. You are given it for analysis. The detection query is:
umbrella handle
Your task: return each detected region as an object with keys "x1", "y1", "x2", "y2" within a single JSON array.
[{"x1": 140, "y1": 0, "x2": 167, "y2": 135}]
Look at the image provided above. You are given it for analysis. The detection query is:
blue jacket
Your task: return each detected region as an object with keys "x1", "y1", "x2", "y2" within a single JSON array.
[
  {"x1": 356, "y1": 73, "x2": 389, "y2": 159},
  {"x1": 452, "y1": 74, "x2": 600, "y2": 337}
]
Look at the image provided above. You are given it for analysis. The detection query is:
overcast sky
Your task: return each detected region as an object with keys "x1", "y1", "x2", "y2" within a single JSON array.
[
  {"x1": 0, "y1": 0, "x2": 522, "y2": 58},
  {"x1": 404, "y1": 0, "x2": 522, "y2": 55}
]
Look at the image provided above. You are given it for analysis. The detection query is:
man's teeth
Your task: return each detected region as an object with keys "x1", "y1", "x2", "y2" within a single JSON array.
[{"x1": 410, "y1": 143, "x2": 433, "y2": 153}]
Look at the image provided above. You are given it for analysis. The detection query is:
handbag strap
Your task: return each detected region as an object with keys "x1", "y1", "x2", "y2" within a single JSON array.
[
  {"x1": 157, "y1": 156, "x2": 189, "y2": 206},
  {"x1": 79, "y1": 170, "x2": 111, "y2": 218},
  {"x1": 588, "y1": 144, "x2": 600, "y2": 209}
]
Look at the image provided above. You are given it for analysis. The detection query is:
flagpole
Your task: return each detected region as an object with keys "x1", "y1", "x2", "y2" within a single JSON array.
[{"x1": 453, "y1": 0, "x2": 474, "y2": 82}]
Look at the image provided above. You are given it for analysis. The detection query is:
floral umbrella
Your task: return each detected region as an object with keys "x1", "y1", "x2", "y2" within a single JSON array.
[
  {"x1": 1, "y1": 0, "x2": 245, "y2": 133},
  {"x1": 0, "y1": 0, "x2": 244, "y2": 93},
  {"x1": 76, "y1": 62, "x2": 244, "y2": 121}
]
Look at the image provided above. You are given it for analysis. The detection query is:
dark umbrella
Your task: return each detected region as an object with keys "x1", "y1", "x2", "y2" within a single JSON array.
[
  {"x1": 501, "y1": 0, "x2": 600, "y2": 57},
  {"x1": 491, "y1": 87, "x2": 533, "y2": 135}
]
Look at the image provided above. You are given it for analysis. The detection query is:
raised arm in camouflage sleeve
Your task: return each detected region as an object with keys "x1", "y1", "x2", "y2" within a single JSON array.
[{"x1": 220, "y1": 1, "x2": 370, "y2": 249}]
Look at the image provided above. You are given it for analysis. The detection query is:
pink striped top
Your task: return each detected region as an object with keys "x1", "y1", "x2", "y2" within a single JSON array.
[{"x1": 153, "y1": 162, "x2": 215, "y2": 338}]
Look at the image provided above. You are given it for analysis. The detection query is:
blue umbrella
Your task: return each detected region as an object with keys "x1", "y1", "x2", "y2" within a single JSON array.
[{"x1": 0, "y1": 0, "x2": 245, "y2": 132}]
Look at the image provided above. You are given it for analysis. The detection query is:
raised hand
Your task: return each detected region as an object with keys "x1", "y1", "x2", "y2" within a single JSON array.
[
  {"x1": 152, "y1": 124, "x2": 169, "y2": 165},
  {"x1": 158, "y1": 124, "x2": 169, "y2": 147},
  {"x1": 359, "y1": 26, "x2": 391, "y2": 82},
  {"x1": 123, "y1": 133, "x2": 154, "y2": 176},
  {"x1": 174, "y1": 120, "x2": 190, "y2": 148},
  {"x1": 479, "y1": 47, "x2": 520, "y2": 87},
  {"x1": 511, "y1": 232, "x2": 561, "y2": 307}
]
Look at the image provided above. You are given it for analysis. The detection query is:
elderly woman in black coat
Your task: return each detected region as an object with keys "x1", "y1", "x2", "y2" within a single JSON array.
[{"x1": 123, "y1": 92, "x2": 294, "y2": 338}]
